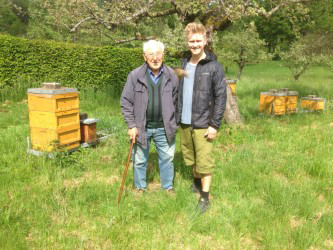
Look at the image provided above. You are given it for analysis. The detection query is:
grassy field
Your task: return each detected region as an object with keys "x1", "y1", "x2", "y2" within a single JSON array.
[{"x1": 1, "y1": 61, "x2": 333, "y2": 249}]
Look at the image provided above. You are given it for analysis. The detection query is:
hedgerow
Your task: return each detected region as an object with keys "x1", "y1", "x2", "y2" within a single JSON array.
[{"x1": 0, "y1": 34, "x2": 180, "y2": 96}]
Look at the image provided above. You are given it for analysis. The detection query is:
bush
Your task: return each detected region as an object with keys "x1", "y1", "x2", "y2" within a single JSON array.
[{"x1": 0, "y1": 34, "x2": 180, "y2": 97}]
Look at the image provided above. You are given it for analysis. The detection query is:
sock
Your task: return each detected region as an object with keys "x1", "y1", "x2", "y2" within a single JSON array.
[
  {"x1": 200, "y1": 191, "x2": 209, "y2": 201},
  {"x1": 194, "y1": 178, "x2": 202, "y2": 189}
]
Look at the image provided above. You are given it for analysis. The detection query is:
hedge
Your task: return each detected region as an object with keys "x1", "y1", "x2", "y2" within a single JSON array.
[{"x1": 0, "y1": 34, "x2": 180, "y2": 95}]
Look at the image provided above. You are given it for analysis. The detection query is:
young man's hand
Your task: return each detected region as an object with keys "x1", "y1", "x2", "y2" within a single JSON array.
[
  {"x1": 204, "y1": 126, "x2": 217, "y2": 140},
  {"x1": 128, "y1": 127, "x2": 138, "y2": 143}
]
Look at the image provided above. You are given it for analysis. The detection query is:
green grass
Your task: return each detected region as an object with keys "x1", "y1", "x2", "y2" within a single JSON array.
[{"x1": 1, "y1": 61, "x2": 333, "y2": 249}]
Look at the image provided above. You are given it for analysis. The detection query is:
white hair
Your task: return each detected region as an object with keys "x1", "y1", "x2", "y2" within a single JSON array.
[{"x1": 143, "y1": 40, "x2": 165, "y2": 53}]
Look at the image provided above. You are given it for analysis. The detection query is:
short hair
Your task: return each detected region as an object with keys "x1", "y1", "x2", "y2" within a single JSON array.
[
  {"x1": 143, "y1": 40, "x2": 165, "y2": 53},
  {"x1": 185, "y1": 22, "x2": 206, "y2": 38}
]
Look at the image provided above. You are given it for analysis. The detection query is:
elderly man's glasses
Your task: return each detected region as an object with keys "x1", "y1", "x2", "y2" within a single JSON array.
[{"x1": 146, "y1": 52, "x2": 163, "y2": 59}]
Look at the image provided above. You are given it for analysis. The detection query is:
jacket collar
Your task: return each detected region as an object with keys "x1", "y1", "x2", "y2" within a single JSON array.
[
  {"x1": 138, "y1": 63, "x2": 170, "y2": 87},
  {"x1": 182, "y1": 50, "x2": 217, "y2": 66}
]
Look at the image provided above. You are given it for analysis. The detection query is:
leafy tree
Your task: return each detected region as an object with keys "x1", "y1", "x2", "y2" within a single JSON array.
[
  {"x1": 281, "y1": 34, "x2": 325, "y2": 80},
  {"x1": 254, "y1": 13, "x2": 298, "y2": 54},
  {"x1": 0, "y1": 0, "x2": 29, "y2": 36},
  {"x1": 215, "y1": 23, "x2": 269, "y2": 80},
  {"x1": 27, "y1": 0, "x2": 310, "y2": 47}
]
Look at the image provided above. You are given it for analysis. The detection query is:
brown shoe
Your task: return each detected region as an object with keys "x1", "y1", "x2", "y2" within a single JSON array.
[
  {"x1": 133, "y1": 189, "x2": 145, "y2": 197},
  {"x1": 165, "y1": 189, "x2": 176, "y2": 196},
  {"x1": 137, "y1": 189, "x2": 145, "y2": 194}
]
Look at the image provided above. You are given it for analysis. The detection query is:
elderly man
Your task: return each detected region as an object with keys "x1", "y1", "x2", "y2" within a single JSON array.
[{"x1": 121, "y1": 40, "x2": 178, "y2": 192}]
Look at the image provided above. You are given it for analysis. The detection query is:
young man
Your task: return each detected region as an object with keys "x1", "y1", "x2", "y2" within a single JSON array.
[
  {"x1": 178, "y1": 23, "x2": 227, "y2": 212},
  {"x1": 121, "y1": 40, "x2": 178, "y2": 192}
]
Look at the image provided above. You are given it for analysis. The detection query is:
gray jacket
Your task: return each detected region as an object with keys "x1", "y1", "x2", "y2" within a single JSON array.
[{"x1": 121, "y1": 63, "x2": 179, "y2": 148}]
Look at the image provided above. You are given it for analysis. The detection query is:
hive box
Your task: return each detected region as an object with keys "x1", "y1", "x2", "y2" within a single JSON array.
[
  {"x1": 27, "y1": 87, "x2": 80, "y2": 151},
  {"x1": 80, "y1": 118, "x2": 98, "y2": 143},
  {"x1": 226, "y1": 79, "x2": 237, "y2": 96}
]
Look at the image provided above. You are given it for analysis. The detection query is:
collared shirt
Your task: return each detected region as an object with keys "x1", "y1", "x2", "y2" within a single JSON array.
[{"x1": 147, "y1": 66, "x2": 164, "y2": 84}]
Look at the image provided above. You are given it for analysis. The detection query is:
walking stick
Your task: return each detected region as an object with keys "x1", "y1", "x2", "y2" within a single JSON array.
[{"x1": 117, "y1": 138, "x2": 135, "y2": 205}]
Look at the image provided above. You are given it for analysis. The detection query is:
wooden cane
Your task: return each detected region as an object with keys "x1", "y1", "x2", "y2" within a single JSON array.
[{"x1": 117, "y1": 139, "x2": 135, "y2": 205}]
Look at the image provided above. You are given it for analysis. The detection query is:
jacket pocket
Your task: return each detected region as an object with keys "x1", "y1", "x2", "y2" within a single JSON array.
[
  {"x1": 198, "y1": 72, "x2": 212, "y2": 92},
  {"x1": 134, "y1": 84, "x2": 144, "y2": 92}
]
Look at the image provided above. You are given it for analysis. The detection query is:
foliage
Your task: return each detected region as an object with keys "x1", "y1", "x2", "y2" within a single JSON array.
[
  {"x1": 0, "y1": 0, "x2": 28, "y2": 36},
  {"x1": 0, "y1": 34, "x2": 181, "y2": 95},
  {"x1": 214, "y1": 23, "x2": 270, "y2": 80},
  {"x1": 281, "y1": 34, "x2": 326, "y2": 81},
  {"x1": 15, "y1": 0, "x2": 310, "y2": 47},
  {"x1": 306, "y1": 0, "x2": 333, "y2": 33},
  {"x1": 254, "y1": 13, "x2": 299, "y2": 54}
]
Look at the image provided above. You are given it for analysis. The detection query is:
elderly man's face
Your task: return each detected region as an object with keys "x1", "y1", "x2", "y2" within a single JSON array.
[{"x1": 144, "y1": 45, "x2": 164, "y2": 73}]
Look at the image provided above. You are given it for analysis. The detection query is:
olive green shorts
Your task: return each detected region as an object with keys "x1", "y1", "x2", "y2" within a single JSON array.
[{"x1": 179, "y1": 124, "x2": 214, "y2": 174}]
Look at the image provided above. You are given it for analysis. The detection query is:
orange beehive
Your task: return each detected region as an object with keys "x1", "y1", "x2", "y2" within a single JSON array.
[
  {"x1": 286, "y1": 91, "x2": 298, "y2": 114},
  {"x1": 28, "y1": 85, "x2": 80, "y2": 152},
  {"x1": 259, "y1": 89, "x2": 298, "y2": 115},
  {"x1": 300, "y1": 95, "x2": 325, "y2": 111},
  {"x1": 226, "y1": 79, "x2": 237, "y2": 96},
  {"x1": 272, "y1": 92, "x2": 286, "y2": 115},
  {"x1": 259, "y1": 92, "x2": 274, "y2": 114}
]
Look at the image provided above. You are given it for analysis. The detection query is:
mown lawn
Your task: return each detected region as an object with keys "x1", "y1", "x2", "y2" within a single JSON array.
[{"x1": 1, "y1": 61, "x2": 333, "y2": 249}]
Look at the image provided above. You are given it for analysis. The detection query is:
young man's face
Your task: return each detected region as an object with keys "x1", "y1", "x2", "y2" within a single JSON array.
[
  {"x1": 144, "y1": 45, "x2": 164, "y2": 73},
  {"x1": 187, "y1": 33, "x2": 207, "y2": 56}
]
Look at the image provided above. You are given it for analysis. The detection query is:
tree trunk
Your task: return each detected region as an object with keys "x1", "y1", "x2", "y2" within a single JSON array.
[
  {"x1": 205, "y1": 24, "x2": 214, "y2": 52},
  {"x1": 237, "y1": 64, "x2": 244, "y2": 80},
  {"x1": 224, "y1": 85, "x2": 242, "y2": 125}
]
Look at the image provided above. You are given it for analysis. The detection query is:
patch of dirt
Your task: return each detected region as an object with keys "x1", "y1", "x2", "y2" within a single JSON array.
[
  {"x1": 63, "y1": 171, "x2": 119, "y2": 188},
  {"x1": 0, "y1": 109, "x2": 10, "y2": 113},
  {"x1": 318, "y1": 194, "x2": 325, "y2": 202},
  {"x1": 220, "y1": 143, "x2": 236, "y2": 152},
  {"x1": 273, "y1": 171, "x2": 289, "y2": 185},
  {"x1": 311, "y1": 123, "x2": 319, "y2": 129},
  {"x1": 324, "y1": 239, "x2": 333, "y2": 248},
  {"x1": 290, "y1": 216, "x2": 305, "y2": 229},
  {"x1": 100, "y1": 155, "x2": 112, "y2": 163},
  {"x1": 265, "y1": 141, "x2": 276, "y2": 147},
  {"x1": 239, "y1": 234, "x2": 261, "y2": 249},
  {"x1": 312, "y1": 213, "x2": 322, "y2": 224},
  {"x1": 4, "y1": 100, "x2": 11, "y2": 104},
  {"x1": 147, "y1": 182, "x2": 161, "y2": 191}
]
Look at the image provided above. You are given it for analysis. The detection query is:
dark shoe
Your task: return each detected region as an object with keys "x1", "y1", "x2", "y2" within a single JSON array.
[{"x1": 197, "y1": 197, "x2": 210, "y2": 214}]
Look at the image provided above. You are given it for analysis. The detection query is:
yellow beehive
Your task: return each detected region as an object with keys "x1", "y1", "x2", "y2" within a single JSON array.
[
  {"x1": 226, "y1": 79, "x2": 237, "y2": 96},
  {"x1": 259, "y1": 92, "x2": 274, "y2": 114},
  {"x1": 27, "y1": 85, "x2": 80, "y2": 152},
  {"x1": 272, "y1": 92, "x2": 286, "y2": 115},
  {"x1": 286, "y1": 91, "x2": 298, "y2": 114},
  {"x1": 300, "y1": 95, "x2": 325, "y2": 111}
]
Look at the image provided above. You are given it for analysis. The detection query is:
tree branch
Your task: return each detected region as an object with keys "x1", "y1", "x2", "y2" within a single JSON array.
[
  {"x1": 70, "y1": 17, "x2": 93, "y2": 33},
  {"x1": 257, "y1": 0, "x2": 310, "y2": 19},
  {"x1": 114, "y1": 33, "x2": 157, "y2": 44},
  {"x1": 147, "y1": 8, "x2": 178, "y2": 18}
]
